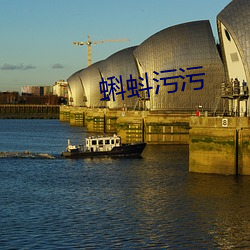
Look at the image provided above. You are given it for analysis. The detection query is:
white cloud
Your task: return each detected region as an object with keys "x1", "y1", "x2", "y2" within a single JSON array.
[
  {"x1": 51, "y1": 63, "x2": 64, "y2": 69},
  {"x1": 1, "y1": 63, "x2": 36, "y2": 70}
]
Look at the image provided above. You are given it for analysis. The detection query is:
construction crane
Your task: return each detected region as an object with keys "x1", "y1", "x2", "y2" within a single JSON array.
[{"x1": 73, "y1": 35, "x2": 129, "y2": 66}]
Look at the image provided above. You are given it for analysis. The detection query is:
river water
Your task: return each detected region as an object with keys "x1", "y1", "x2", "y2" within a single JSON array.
[{"x1": 0, "y1": 119, "x2": 250, "y2": 249}]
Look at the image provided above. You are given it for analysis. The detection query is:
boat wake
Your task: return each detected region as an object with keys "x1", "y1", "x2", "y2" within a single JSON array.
[{"x1": 0, "y1": 151, "x2": 55, "y2": 159}]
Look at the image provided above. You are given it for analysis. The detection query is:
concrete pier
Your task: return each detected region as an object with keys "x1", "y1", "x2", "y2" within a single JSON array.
[
  {"x1": 60, "y1": 106, "x2": 190, "y2": 144},
  {"x1": 60, "y1": 106, "x2": 250, "y2": 175},
  {"x1": 189, "y1": 117, "x2": 250, "y2": 175},
  {"x1": 59, "y1": 105, "x2": 72, "y2": 122}
]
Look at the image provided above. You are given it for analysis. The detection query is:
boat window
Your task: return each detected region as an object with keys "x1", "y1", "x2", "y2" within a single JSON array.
[
  {"x1": 92, "y1": 140, "x2": 97, "y2": 145},
  {"x1": 116, "y1": 139, "x2": 120, "y2": 144},
  {"x1": 111, "y1": 139, "x2": 114, "y2": 144},
  {"x1": 98, "y1": 140, "x2": 103, "y2": 145},
  {"x1": 105, "y1": 140, "x2": 110, "y2": 144}
]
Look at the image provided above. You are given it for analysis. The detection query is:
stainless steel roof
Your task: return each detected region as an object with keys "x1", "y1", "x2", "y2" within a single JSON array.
[
  {"x1": 217, "y1": 0, "x2": 250, "y2": 84},
  {"x1": 98, "y1": 46, "x2": 139, "y2": 109},
  {"x1": 68, "y1": 20, "x2": 227, "y2": 112},
  {"x1": 79, "y1": 61, "x2": 106, "y2": 108},
  {"x1": 67, "y1": 68, "x2": 86, "y2": 106},
  {"x1": 133, "y1": 20, "x2": 225, "y2": 111}
]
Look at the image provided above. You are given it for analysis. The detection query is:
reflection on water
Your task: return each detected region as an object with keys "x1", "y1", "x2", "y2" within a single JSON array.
[
  {"x1": 0, "y1": 120, "x2": 250, "y2": 249},
  {"x1": 186, "y1": 173, "x2": 250, "y2": 248}
]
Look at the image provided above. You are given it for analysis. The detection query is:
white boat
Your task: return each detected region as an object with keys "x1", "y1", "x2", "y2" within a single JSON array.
[{"x1": 62, "y1": 134, "x2": 146, "y2": 158}]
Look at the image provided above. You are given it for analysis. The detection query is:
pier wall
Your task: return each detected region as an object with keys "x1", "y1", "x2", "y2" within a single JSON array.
[
  {"x1": 0, "y1": 105, "x2": 59, "y2": 119},
  {"x1": 60, "y1": 106, "x2": 190, "y2": 144},
  {"x1": 189, "y1": 117, "x2": 250, "y2": 175},
  {"x1": 60, "y1": 106, "x2": 250, "y2": 175}
]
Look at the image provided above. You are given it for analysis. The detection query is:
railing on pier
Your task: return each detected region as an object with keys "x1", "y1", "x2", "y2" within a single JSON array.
[{"x1": 0, "y1": 105, "x2": 60, "y2": 119}]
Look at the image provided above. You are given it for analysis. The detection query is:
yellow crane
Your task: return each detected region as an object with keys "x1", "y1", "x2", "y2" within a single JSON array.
[{"x1": 73, "y1": 35, "x2": 129, "y2": 66}]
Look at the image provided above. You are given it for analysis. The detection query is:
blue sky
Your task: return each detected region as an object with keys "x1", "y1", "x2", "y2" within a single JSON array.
[{"x1": 0, "y1": 0, "x2": 231, "y2": 92}]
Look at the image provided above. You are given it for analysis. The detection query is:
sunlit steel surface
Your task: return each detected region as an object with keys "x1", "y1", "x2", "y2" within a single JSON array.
[
  {"x1": 133, "y1": 20, "x2": 225, "y2": 111},
  {"x1": 67, "y1": 69, "x2": 86, "y2": 106},
  {"x1": 79, "y1": 61, "x2": 106, "y2": 108},
  {"x1": 217, "y1": 0, "x2": 250, "y2": 115},
  {"x1": 99, "y1": 46, "x2": 139, "y2": 109}
]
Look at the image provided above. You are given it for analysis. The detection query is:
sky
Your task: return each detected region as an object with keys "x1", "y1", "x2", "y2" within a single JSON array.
[{"x1": 0, "y1": 0, "x2": 232, "y2": 92}]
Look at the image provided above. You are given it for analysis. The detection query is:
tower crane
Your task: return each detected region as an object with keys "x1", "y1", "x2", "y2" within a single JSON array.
[{"x1": 73, "y1": 35, "x2": 129, "y2": 66}]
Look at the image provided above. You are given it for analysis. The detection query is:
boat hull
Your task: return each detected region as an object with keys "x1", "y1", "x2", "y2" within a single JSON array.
[{"x1": 62, "y1": 142, "x2": 146, "y2": 159}]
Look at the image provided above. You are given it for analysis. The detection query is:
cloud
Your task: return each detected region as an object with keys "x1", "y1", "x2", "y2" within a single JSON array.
[
  {"x1": 51, "y1": 63, "x2": 64, "y2": 69},
  {"x1": 23, "y1": 64, "x2": 36, "y2": 70},
  {"x1": 1, "y1": 63, "x2": 36, "y2": 70}
]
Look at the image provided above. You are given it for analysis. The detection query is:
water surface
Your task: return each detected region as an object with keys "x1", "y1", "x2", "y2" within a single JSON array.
[{"x1": 0, "y1": 119, "x2": 249, "y2": 249}]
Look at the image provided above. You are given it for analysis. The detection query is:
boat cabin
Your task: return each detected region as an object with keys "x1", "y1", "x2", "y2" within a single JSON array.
[{"x1": 85, "y1": 134, "x2": 121, "y2": 152}]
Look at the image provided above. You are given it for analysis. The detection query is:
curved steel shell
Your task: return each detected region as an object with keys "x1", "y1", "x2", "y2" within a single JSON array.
[
  {"x1": 67, "y1": 69, "x2": 86, "y2": 106},
  {"x1": 133, "y1": 20, "x2": 225, "y2": 111},
  {"x1": 79, "y1": 61, "x2": 106, "y2": 108},
  {"x1": 217, "y1": 0, "x2": 250, "y2": 81},
  {"x1": 217, "y1": 0, "x2": 250, "y2": 115},
  {"x1": 99, "y1": 46, "x2": 139, "y2": 109}
]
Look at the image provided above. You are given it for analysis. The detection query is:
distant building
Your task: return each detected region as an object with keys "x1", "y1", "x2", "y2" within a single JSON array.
[
  {"x1": 0, "y1": 92, "x2": 19, "y2": 104},
  {"x1": 21, "y1": 95, "x2": 59, "y2": 105},
  {"x1": 21, "y1": 86, "x2": 53, "y2": 96},
  {"x1": 20, "y1": 85, "x2": 59, "y2": 105},
  {"x1": 21, "y1": 86, "x2": 40, "y2": 96},
  {"x1": 43, "y1": 86, "x2": 53, "y2": 96},
  {"x1": 52, "y1": 80, "x2": 68, "y2": 98}
]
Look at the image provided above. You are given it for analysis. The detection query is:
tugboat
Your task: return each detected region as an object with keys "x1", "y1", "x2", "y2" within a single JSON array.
[{"x1": 61, "y1": 134, "x2": 146, "y2": 158}]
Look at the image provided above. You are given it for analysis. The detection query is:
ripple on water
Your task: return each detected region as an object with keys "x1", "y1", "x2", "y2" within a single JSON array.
[{"x1": 0, "y1": 120, "x2": 250, "y2": 249}]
